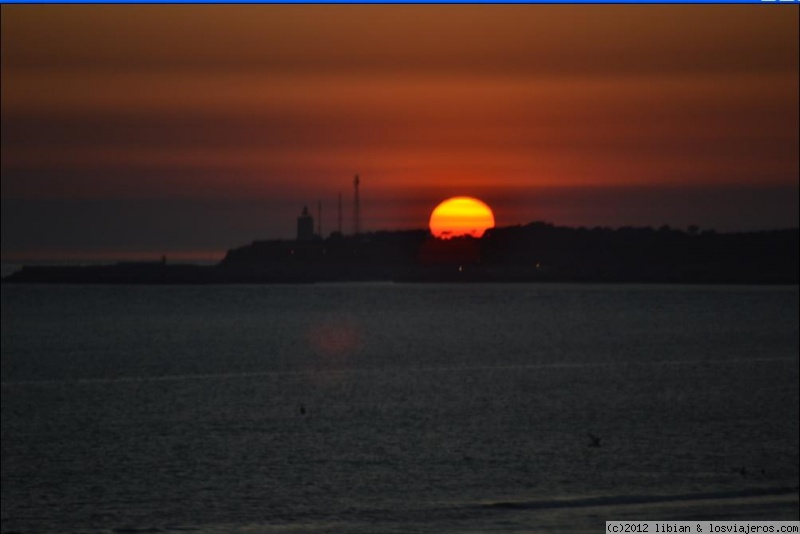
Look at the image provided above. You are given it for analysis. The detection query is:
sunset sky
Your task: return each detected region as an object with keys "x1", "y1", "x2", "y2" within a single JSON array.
[{"x1": 2, "y1": 5, "x2": 798, "y2": 261}]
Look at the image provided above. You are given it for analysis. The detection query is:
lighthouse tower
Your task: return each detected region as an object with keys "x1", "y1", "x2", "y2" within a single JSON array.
[{"x1": 296, "y1": 206, "x2": 314, "y2": 241}]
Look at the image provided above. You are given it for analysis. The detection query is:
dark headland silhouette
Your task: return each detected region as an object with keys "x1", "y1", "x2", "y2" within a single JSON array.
[{"x1": 4, "y1": 222, "x2": 798, "y2": 284}]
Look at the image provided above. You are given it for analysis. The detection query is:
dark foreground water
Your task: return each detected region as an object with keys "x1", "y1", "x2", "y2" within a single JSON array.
[{"x1": 2, "y1": 283, "x2": 798, "y2": 533}]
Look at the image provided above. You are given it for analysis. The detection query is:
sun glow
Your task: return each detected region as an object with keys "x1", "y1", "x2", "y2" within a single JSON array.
[{"x1": 429, "y1": 197, "x2": 495, "y2": 239}]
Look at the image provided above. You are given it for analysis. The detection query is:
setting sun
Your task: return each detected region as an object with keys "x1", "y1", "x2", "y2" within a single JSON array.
[{"x1": 429, "y1": 197, "x2": 495, "y2": 239}]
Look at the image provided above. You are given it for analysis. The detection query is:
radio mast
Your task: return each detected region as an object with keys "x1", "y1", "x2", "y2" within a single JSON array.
[
  {"x1": 353, "y1": 174, "x2": 361, "y2": 236},
  {"x1": 338, "y1": 192, "x2": 342, "y2": 235}
]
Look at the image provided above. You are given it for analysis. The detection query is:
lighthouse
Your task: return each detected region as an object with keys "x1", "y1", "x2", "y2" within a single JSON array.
[{"x1": 296, "y1": 206, "x2": 314, "y2": 241}]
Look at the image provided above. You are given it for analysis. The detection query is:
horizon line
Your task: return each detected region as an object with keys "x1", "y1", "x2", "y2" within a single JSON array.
[{"x1": 3, "y1": 221, "x2": 799, "y2": 265}]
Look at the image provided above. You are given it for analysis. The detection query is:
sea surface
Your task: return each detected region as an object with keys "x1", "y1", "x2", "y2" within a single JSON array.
[{"x1": 2, "y1": 283, "x2": 798, "y2": 533}]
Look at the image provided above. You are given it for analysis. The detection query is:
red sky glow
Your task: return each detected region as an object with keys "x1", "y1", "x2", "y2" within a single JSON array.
[{"x1": 1, "y1": 5, "x2": 798, "y2": 261}]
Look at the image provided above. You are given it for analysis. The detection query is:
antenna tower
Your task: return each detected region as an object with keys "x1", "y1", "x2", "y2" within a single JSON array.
[
  {"x1": 353, "y1": 174, "x2": 361, "y2": 235},
  {"x1": 317, "y1": 201, "x2": 322, "y2": 237},
  {"x1": 338, "y1": 192, "x2": 342, "y2": 235}
]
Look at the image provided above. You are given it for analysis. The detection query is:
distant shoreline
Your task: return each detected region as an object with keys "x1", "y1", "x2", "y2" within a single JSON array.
[
  {"x1": 4, "y1": 268, "x2": 799, "y2": 285},
  {"x1": 4, "y1": 223, "x2": 798, "y2": 285}
]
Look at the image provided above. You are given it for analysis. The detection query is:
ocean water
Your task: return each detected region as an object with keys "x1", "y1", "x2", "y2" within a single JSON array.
[{"x1": 1, "y1": 283, "x2": 798, "y2": 533}]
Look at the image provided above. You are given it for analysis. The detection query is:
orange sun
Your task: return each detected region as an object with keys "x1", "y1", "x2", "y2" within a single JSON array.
[{"x1": 429, "y1": 196, "x2": 495, "y2": 239}]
